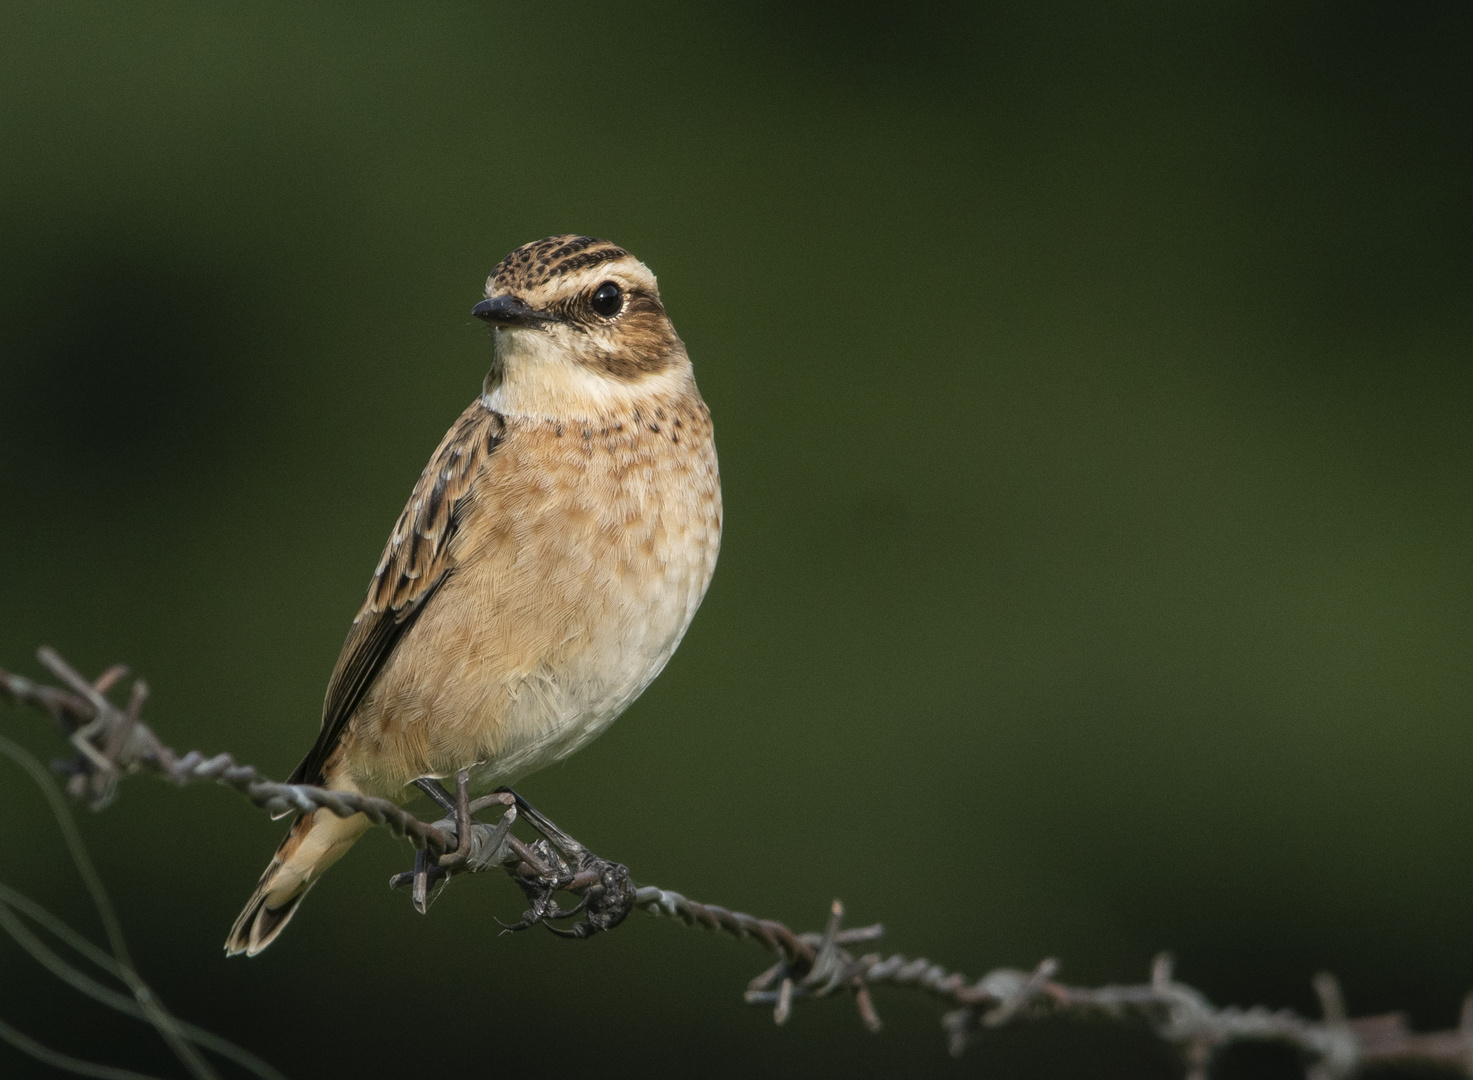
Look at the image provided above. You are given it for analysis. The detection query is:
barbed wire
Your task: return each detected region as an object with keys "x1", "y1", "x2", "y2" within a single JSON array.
[{"x1": 3, "y1": 646, "x2": 1472, "y2": 1079}]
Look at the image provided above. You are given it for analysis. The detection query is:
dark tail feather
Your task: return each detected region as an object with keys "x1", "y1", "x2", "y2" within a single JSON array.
[{"x1": 225, "y1": 870, "x2": 312, "y2": 957}]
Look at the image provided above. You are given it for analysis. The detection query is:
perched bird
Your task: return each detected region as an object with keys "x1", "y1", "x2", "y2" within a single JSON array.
[{"x1": 226, "y1": 236, "x2": 721, "y2": 956}]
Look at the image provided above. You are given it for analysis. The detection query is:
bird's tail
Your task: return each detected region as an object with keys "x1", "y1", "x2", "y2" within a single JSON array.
[{"x1": 225, "y1": 807, "x2": 371, "y2": 957}]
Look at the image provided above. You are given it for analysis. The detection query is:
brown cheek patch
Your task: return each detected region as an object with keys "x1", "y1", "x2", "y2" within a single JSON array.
[
  {"x1": 591, "y1": 351, "x2": 672, "y2": 380},
  {"x1": 583, "y1": 307, "x2": 679, "y2": 380}
]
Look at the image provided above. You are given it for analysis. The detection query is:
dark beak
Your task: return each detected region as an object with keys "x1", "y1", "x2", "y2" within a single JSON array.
[{"x1": 472, "y1": 295, "x2": 557, "y2": 328}]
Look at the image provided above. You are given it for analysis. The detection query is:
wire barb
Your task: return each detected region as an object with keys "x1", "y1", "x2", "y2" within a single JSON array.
[{"x1": 6, "y1": 647, "x2": 1473, "y2": 1077}]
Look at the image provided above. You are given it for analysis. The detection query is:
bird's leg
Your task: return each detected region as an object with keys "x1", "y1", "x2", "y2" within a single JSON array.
[
  {"x1": 397, "y1": 770, "x2": 484, "y2": 910},
  {"x1": 444, "y1": 787, "x2": 519, "y2": 875},
  {"x1": 413, "y1": 769, "x2": 488, "y2": 863},
  {"x1": 493, "y1": 786, "x2": 585, "y2": 859},
  {"x1": 413, "y1": 776, "x2": 457, "y2": 815},
  {"x1": 490, "y1": 787, "x2": 637, "y2": 939},
  {"x1": 390, "y1": 798, "x2": 518, "y2": 906},
  {"x1": 393, "y1": 783, "x2": 634, "y2": 938},
  {"x1": 408, "y1": 847, "x2": 440, "y2": 914},
  {"x1": 436, "y1": 769, "x2": 476, "y2": 870}
]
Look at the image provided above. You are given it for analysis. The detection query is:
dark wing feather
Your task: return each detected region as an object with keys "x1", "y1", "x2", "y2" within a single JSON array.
[{"x1": 288, "y1": 402, "x2": 506, "y2": 787}]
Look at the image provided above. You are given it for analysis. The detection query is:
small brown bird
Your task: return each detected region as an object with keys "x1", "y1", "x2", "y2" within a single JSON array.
[{"x1": 226, "y1": 236, "x2": 721, "y2": 955}]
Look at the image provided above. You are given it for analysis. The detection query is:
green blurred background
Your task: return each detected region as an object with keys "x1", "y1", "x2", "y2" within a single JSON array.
[{"x1": 1, "y1": 3, "x2": 1470, "y2": 1077}]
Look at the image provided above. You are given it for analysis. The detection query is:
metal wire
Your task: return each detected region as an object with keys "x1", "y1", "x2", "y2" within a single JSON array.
[{"x1": 6, "y1": 649, "x2": 1473, "y2": 1079}]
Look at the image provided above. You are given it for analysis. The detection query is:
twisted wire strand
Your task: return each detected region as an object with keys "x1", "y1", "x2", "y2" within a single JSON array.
[
  {"x1": 165, "y1": 751, "x2": 449, "y2": 854},
  {"x1": 7, "y1": 652, "x2": 1473, "y2": 1078},
  {"x1": 633, "y1": 886, "x2": 816, "y2": 965},
  {"x1": 0, "y1": 658, "x2": 450, "y2": 856},
  {"x1": 636, "y1": 881, "x2": 1471, "y2": 1076}
]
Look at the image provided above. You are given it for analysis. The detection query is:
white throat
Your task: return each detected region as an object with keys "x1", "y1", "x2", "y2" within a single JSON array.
[{"x1": 481, "y1": 327, "x2": 692, "y2": 422}]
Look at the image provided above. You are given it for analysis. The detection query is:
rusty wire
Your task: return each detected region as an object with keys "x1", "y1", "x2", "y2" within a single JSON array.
[{"x1": 4, "y1": 647, "x2": 1473, "y2": 1079}]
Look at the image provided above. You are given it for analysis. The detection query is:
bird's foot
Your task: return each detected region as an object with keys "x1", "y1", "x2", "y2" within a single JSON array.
[
  {"x1": 491, "y1": 787, "x2": 636, "y2": 939},
  {"x1": 391, "y1": 770, "x2": 518, "y2": 912},
  {"x1": 390, "y1": 779, "x2": 634, "y2": 937}
]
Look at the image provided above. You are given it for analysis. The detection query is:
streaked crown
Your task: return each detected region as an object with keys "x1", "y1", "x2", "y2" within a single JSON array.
[
  {"x1": 476, "y1": 236, "x2": 684, "y2": 383},
  {"x1": 488, "y1": 235, "x2": 630, "y2": 292}
]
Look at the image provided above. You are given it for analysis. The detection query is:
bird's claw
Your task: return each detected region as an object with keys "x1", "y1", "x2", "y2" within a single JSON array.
[{"x1": 391, "y1": 784, "x2": 635, "y2": 939}]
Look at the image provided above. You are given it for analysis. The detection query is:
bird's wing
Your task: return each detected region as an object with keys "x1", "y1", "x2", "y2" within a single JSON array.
[{"x1": 288, "y1": 401, "x2": 506, "y2": 787}]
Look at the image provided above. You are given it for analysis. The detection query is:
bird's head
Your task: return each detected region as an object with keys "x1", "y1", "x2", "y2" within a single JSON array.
[{"x1": 474, "y1": 236, "x2": 688, "y2": 417}]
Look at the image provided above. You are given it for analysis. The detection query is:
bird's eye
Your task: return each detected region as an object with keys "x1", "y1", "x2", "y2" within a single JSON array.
[{"x1": 590, "y1": 282, "x2": 623, "y2": 317}]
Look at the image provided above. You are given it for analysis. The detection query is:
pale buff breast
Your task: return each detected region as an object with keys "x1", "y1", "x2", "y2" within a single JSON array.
[{"x1": 339, "y1": 392, "x2": 720, "y2": 796}]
